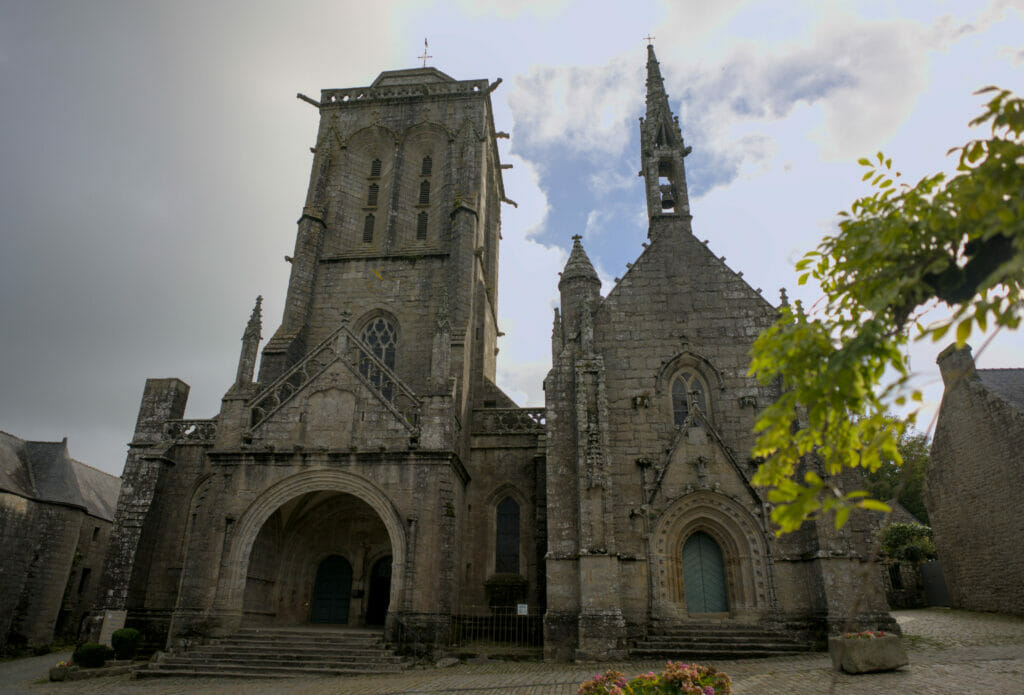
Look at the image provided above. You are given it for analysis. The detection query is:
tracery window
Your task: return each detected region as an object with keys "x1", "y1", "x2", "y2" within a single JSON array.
[
  {"x1": 671, "y1": 370, "x2": 707, "y2": 426},
  {"x1": 359, "y1": 317, "x2": 397, "y2": 399},
  {"x1": 495, "y1": 497, "x2": 520, "y2": 574}
]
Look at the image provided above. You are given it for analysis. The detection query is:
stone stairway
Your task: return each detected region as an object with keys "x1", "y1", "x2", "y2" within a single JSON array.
[
  {"x1": 136, "y1": 626, "x2": 412, "y2": 678},
  {"x1": 630, "y1": 622, "x2": 816, "y2": 660}
]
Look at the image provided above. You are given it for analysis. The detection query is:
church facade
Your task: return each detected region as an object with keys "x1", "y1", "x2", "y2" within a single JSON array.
[{"x1": 94, "y1": 47, "x2": 891, "y2": 660}]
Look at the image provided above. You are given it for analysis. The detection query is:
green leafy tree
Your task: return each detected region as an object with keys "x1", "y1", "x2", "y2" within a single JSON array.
[
  {"x1": 880, "y1": 522, "x2": 937, "y2": 563},
  {"x1": 749, "y1": 87, "x2": 1024, "y2": 533},
  {"x1": 864, "y1": 420, "x2": 930, "y2": 523}
]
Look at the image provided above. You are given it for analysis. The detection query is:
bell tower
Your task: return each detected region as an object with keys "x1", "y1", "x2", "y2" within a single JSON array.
[
  {"x1": 256, "y1": 67, "x2": 510, "y2": 435},
  {"x1": 640, "y1": 44, "x2": 693, "y2": 226}
]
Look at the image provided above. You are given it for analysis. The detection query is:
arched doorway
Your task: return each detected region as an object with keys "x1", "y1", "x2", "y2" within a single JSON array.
[
  {"x1": 240, "y1": 489, "x2": 394, "y2": 627},
  {"x1": 683, "y1": 531, "x2": 728, "y2": 613},
  {"x1": 312, "y1": 555, "x2": 353, "y2": 624},
  {"x1": 365, "y1": 555, "x2": 392, "y2": 625}
]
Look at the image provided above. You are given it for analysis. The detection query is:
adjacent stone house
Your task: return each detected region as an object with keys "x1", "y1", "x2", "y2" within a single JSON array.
[
  {"x1": 927, "y1": 344, "x2": 1024, "y2": 617},
  {"x1": 93, "y1": 47, "x2": 893, "y2": 659},
  {"x1": 0, "y1": 431, "x2": 120, "y2": 652}
]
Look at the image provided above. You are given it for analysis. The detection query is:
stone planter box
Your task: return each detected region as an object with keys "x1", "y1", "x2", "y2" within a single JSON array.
[{"x1": 829, "y1": 635, "x2": 908, "y2": 674}]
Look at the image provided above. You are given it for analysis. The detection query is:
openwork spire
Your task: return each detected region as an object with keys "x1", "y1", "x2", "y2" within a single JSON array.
[{"x1": 640, "y1": 44, "x2": 693, "y2": 225}]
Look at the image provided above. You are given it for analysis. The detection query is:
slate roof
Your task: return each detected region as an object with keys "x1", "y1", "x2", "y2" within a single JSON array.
[
  {"x1": 978, "y1": 368, "x2": 1024, "y2": 411},
  {"x1": 0, "y1": 430, "x2": 120, "y2": 521}
]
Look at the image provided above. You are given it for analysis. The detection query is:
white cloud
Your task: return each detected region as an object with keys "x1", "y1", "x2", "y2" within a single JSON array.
[{"x1": 508, "y1": 54, "x2": 641, "y2": 155}]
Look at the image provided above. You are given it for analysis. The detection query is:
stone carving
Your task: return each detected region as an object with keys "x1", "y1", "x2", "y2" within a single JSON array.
[
  {"x1": 165, "y1": 419, "x2": 218, "y2": 442},
  {"x1": 471, "y1": 408, "x2": 545, "y2": 434},
  {"x1": 248, "y1": 322, "x2": 420, "y2": 433}
]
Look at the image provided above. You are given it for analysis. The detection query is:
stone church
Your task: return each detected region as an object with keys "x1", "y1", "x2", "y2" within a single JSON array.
[{"x1": 94, "y1": 46, "x2": 891, "y2": 661}]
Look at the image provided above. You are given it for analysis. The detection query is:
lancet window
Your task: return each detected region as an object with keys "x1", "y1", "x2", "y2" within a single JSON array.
[{"x1": 671, "y1": 370, "x2": 707, "y2": 426}]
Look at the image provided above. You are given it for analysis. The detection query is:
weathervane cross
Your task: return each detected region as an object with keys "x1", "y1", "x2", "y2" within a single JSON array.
[
  {"x1": 419, "y1": 38, "x2": 432, "y2": 68},
  {"x1": 644, "y1": 34, "x2": 656, "y2": 45}
]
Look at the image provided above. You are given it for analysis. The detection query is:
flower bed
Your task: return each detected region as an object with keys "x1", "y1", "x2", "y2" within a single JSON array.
[
  {"x1": 829, "y1": 631, "x2": 908, "y2": 674},
  {"x1": 579, "y1": 661, "x2": 731, "y2": 694}
]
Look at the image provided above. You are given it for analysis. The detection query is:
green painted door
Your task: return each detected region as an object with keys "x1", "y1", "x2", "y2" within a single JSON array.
[
  {"x1": 311, "y1": 555, "x2": 353, "y2": 624},
  {"x1": 682, "y1": 532, "x2": 728, "y2": 613}
]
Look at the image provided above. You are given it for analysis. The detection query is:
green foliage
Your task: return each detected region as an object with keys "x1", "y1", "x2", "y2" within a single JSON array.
[
  {"x1": 881, "y1": 522, "x2": 937, "y2": 563},
  {"x1": 864, "y1": 424, "x2": 931, "y2": 523},
  {"x1": 72, "y1": 643, "x2": 110, "y2": 669},
  {"x1": 578, "y1": 662, "x2": 732, "y2": 694},
  {"x1": 750, "y1": 87, "x2": 1024, "y2": 533},
  {"x1": 111, "y1": 628, "x2": 141, "y2": 660}
]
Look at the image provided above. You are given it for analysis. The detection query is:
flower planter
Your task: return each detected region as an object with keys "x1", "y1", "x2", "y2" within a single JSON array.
[{"x1": 829, "y1": 633, "x2": 908, "y2": 674}]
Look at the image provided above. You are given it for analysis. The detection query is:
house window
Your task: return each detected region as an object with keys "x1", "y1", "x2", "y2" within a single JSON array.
[
  {"x1": 416, "y1": 211, "x2": 428, "y2": 240},
  {"x1": 420, "y1": 155, "x2": 432, "y2": 177},
  {"x1": 367, "y1": 183, "x2": 379, "y2": 206},
  {"x1": 672, "y1": 371, "x2": 707, "y2": 426},
  {"x1": 495, "y1": 497, "x2": 520, "y2": 574},
  {"x1": 362, "y1": 214, "x2": 374, "y2": 243},
  {"x1": 370, "y1": 158, "x2": 382, "y2": 177},
  {"x1": 418, "y1": 180, "x2": 430, "y2": 205}
]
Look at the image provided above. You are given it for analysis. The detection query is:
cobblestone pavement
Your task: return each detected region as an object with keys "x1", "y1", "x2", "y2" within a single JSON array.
[{"x1": 4, "y1": 609, "x2": 1023, "y2": 695}]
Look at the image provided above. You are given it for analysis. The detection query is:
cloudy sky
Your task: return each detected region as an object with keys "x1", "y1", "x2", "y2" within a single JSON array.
[{"x1": 2, "y1": 0, "x2": 1022, "y2": 476}]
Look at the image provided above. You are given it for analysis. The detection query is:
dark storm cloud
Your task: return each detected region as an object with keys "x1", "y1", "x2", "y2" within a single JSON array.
[{"x1": 0, "y1": 2, "x2": 370, "y2": 474}]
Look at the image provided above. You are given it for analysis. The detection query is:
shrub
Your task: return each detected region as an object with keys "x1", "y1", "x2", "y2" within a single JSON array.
[
  {"x1": 579, "y1": 662, "x2": 731, "y2": 694},
  {"x1": 72, "y1": 642, "x2": 109, "y2": 668},
  {"x1": 111, "y1": 628, "x2": 141, "y2": 660}
]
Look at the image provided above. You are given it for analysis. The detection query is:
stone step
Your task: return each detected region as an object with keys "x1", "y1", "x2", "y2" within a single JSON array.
[
  {"x1": 163, "y1": 652, "x2": 407, "y2": 665},
  {"x1": 192, "y1": 645, "x2": 395, "y2": 658},
  {"x1": 641, "y1": 634, "x2": 807, "y2": 645},
  {"x1": 137, "y1": 662, "x2": 401, "y2": 679},
  {"x1": 138, "y1": 626, "x2": 410, "y2": 679},
  {"x1": 629, "y1": 646, "x2": 808, "y2": 660}
]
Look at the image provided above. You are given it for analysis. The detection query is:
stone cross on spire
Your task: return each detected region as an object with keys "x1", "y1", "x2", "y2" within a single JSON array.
[{"x1": 419, "y1": 38, "x2": 432, "y2": 68}]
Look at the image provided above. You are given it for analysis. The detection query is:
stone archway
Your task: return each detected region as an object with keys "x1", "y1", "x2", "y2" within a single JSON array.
[
  {"x1": 216, "y1": 470, "x2": 406, "y2": 631},
  {"x1": 650, "y1": 490, "x2": 772, "y2": 621}
]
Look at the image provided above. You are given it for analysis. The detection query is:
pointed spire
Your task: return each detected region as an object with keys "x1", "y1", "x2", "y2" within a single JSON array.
[
  {"x1": 244, "y1": 296, "x2": 263, "y2": 340},
  {"x1": 559, "y1": 235, "x2": 600, "y2": 286},
  {"x1": 235, "y1": 296, "x2": 263, "y2": 386},
  {"x1": 640, "y1": 43, "x2": 693, "y2": 226}
]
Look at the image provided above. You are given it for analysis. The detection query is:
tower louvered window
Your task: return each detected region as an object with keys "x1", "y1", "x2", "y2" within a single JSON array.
[
  {"x1": 362, "y1": 214, "x2": 374, "y2": 243},
  {"x1": 418, "y1": 180, "x2": 430, "y2": 205},
  {"x1": 420, "y1": 155, "x2": 432, "y2": 176},
  {"x1": 416, "y1": 211, "x2": 428, "y2": 240},
  {"x1": 370, "y1": 158, "x2": 381, "y2": 177},
  {"x1": 367, "y1": 183, "x2": 379, "y2": 206}
]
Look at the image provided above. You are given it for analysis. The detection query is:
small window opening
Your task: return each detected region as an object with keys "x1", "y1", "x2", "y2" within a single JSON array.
[
  {"x1": 367, "y1": 183, "x2": 379, "y2": 206},
  {"x1": 92, "y1": 527, "x2": 100, "y2": 541},
  {"x1": 659, "y1": 176, "x2": 676, "y2": 212},
  {"x1": 362, "y1": 214, "x2": 375, "y2": 243},
  {"x1": 77, "y1": 568, "x2": 92, "y2": 595},
  {"x1": 672, "y1": 371, "x2": 707, "y2": 426},
  {"x1": 370, "y1": 158, "x2": 382, "y2": 177},
  {"x1": 416, "y1": 211, "x2": 428, "y2": 240},
  {"x1": 418, "y1": 180, "x2": 430, "y2": 205},
  {"x1": 421, "y1": 155, "x2": 432, "y2": 176}
]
